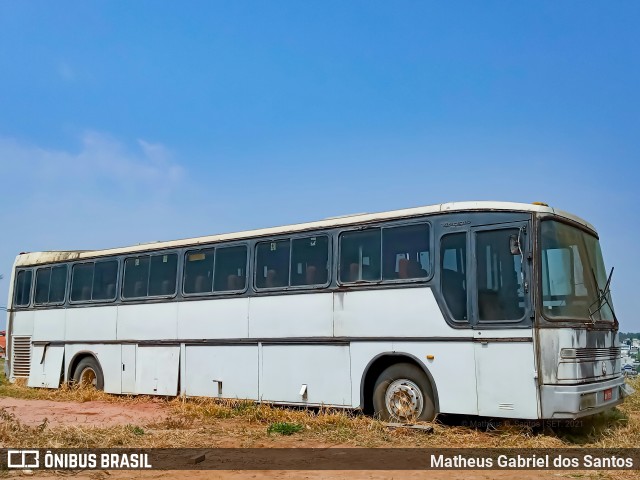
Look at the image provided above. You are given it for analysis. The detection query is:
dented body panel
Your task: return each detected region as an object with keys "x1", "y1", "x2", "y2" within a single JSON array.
[
  {"x1": 535, "y1": 327, "x2": 624, "y2": 418},
  {"x1": 538, "y1": 328, "x2": 621, "y2": 385}
]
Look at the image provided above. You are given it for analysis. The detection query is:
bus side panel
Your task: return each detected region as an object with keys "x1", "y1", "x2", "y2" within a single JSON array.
[
  {"x1": 10, "y1": 310, "x2": 34, "y2": 337},
  {"x1": 185, "y1": 345, "x2": 258, "y2": 399},
  {"x1": 178, "y1": 298, "x2": 249, "y2": 339},
  {"x1": 33, "y1": 309, "x2": 65, "y2": 342},
  {"x1": 390, "y1": 342, "x2": 478, "y2": 416},
  {"x1": 118, "y1": 303, "x2": 178, "y2": 340},
  {"x1": 28, "y1": 345, "x2": 64, "y2": 388},
  {"x1": 334, "y1": 287, "x2": 460, "y2": 337},
  {"x1": 260, "y1": 345, "x2": 351, "y2": 405},
  {"x1": 135, "y1": 346, "x2": 180, "y2": 395},
  {"x1": 249, "y1": 293, "x2": 333, "y2": 338},
  {"x1": 64, "y1": 344, "x2": 122, "y2": 394},
  {"x1": 473, "y1": 338, "x2": 539, "y2": 419},
  {"x1": 66, "y1": 307, "x2": 116, "y2": 341}
]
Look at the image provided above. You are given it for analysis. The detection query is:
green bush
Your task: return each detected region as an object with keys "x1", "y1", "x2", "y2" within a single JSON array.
[{"x1": 267, "y1": 422, "x2": 303, "y2": 436}]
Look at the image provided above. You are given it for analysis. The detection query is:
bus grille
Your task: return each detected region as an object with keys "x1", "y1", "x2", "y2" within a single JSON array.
[
  {"x1": 11, "y1": 336, "x2": 32, "y2": 378},
  {"x1": 561, "y1": 347, "x2": 621, "y2": 360}
]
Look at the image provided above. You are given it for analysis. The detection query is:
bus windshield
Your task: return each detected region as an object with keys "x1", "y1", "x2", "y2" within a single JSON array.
[{"x1": 540, "y1": 220, "x2": 614, "y2": 322}]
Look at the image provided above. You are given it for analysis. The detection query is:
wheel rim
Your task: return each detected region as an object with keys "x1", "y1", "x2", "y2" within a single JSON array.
[
  {"x1": 384, "y1": 378, "x2": 424, "y2": 421},
  {"x1": 79, "y1": 367, "x2": 97, "y2": 387}
]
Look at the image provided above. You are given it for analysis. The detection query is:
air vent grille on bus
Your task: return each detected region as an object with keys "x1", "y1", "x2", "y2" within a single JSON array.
[
  {"x1": 561, "y1": 347, "x2": 620, "y2": 360},
  {"x1": 11, "y1": 336, "x2": 32, "y2": 378}
]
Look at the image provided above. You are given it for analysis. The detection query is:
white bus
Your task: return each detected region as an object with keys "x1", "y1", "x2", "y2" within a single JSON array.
[{"x1": 3, "y1": 201, "x2": 626, "y2": 420}]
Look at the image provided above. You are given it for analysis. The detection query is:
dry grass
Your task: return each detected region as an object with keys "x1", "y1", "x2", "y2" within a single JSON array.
[{"x1": 0, "y1": 373, "x2": 639, "y2": 451}]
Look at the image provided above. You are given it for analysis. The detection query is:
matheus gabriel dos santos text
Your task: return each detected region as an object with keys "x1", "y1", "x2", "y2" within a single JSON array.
[{"x1": 431, "y1": 454, "x2": 634, "y2": 469}]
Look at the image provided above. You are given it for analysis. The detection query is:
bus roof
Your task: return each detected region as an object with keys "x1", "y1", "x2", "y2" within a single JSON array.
[{"x1": 14, "y1": 201, "x2": 595, "y2": 267}]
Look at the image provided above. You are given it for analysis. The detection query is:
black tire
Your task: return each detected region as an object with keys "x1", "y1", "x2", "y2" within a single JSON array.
[
  {"x1": 373, "y1": 363, "x2": 435, "y2": 422},
  {"x1": 72, "y1": 357, "x2": 104, "y2": 390}
]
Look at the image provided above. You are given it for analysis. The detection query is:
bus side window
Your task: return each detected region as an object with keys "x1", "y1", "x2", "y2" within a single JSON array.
[
  {"x1": 382, "y1": 223, "x2": 430, "y2": 281},
  {"x1": 149, "y1": 254, "x2": 178, "y2": 297},
  {"x1": 184, "y1": 248, "x2": 215, "y2": 295},
  {"x1": 214, "y1": 245, "x2": 247, "y2": 292},
  {"x1": 49, "y1": 265, "x2": 68, "y2": 303},
  {"x1": 14, "y1": 269, "x2": 33, "y2": 307},
  {"x1": 440, "y1": 233, "x2": 467, "y2": 321},
  {"x1": 123, "y1": 256, "x2": 150, "y2": 298},
  {"x1": 35, "y1": 265, "x2": 67, "y2": 305},
  {"x1": 255, "y1": 240, "x2": 290, "y2": 289},
  {"x1": 93, "y1": 261, "x2": 118, "y2": 301},
  {"x1": 339, "y1": 229, "x2": 381, "y2": 283},
  {"x1": 290, "y1": 236, "x2": 329, "y2": 286},
  {"x1": 71, "y1": 263, "x2": 94, "y2": 302},
  {"x1": 35, "y1": 268, "x2": 52, "y2": 305}
]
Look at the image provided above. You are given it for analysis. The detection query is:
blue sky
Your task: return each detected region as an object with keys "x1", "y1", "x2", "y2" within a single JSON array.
[{"x1": 0, "y1": 1, "x2": 638, "y2": 330}]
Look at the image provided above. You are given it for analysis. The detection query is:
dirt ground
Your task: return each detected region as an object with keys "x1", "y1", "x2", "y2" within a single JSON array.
[
  {"x1": 9, "y1": 470, "x2": 596, "y2": 480},
  {"x1": 1, "y1": 396, "x2": 637, "y2": 479},
  {"x1": 0, "y1": 397, "x2": 168, "y2": 427}
]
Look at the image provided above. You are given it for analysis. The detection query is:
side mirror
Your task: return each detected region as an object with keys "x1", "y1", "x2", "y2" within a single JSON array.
[{"x1": 509, "y1": 235, "x2": 521, "y2": 255}]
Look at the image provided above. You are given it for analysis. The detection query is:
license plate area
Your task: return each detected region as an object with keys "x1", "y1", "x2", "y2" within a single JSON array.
[
  {"x1": 603, "y1": 388, "x2": 613, "y2": 401},
  {"x1": 580, "y1": 392, "x2": 597, "y2": 410}
]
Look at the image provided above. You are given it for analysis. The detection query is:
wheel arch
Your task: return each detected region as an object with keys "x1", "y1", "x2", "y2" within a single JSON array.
[
  {"x1": 359, "y1": 352, "x2": 440, "y2": 415},
  {"x1": 67, "y1": 350, "x2": 103, "y2": 382}
]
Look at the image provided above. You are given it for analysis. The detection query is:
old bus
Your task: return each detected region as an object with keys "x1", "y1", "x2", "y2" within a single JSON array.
[{"x1": 3, "y1": 201, "x2": 626, "y2": 420}]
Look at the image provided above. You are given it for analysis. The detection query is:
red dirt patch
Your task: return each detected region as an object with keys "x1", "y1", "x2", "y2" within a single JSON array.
[{"x1": 0, "y1": 398, "x2": 168, "y2": 427}]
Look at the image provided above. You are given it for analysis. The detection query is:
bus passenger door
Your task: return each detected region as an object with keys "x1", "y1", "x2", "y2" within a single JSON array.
[{"x1": 471, "y1": 221, "x2": 539, "y2": 419}]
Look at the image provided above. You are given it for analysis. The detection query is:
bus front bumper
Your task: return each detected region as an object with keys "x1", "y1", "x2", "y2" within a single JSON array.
[{"x1": 540, "y1": 376, "x2": 629, "y2": 419}]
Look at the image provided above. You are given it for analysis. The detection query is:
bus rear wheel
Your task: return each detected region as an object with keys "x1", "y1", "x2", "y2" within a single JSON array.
[
  {"x1": 72, "y1": 357, "x2": 104, "y2": 390},
  {"x1": 373, "y1": 363, "x2": 435, "y2": 422}
]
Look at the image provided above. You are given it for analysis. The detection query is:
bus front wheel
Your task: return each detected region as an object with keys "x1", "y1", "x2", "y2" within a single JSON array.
[
  {"x1": 72, "y1": 357, "x2": 104, "y2": 390},
  {"x1": 373, "y1": 363, "x2": 435, "y2": 422}
]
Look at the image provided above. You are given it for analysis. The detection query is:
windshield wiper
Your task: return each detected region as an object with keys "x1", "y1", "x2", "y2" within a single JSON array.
[{"x1": 588, "y1": 266, "x2": 617, "y2": 327}]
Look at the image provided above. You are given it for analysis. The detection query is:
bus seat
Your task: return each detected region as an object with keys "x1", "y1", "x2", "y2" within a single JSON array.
[
  {"x1": 349, "y1": 263, "x2": 359, "y2": 282},
  {"x1": 305, "y1": 265, "x2": 317, "y2": 285},
  {"x1": 478, "y1": 289, "x2": 501, "y2": 320},
  {"x1": 134, "y1": 280, "x2": 145, "y2": 297},
  {"x1": 161, "y1": 280, "x2": 172, "y2": 295},
  {"x1": 398, "y1": 258, "x2": 410, "y2": 279},
  {"x1": 408, "y1": 260, "x2": 427, "y2": 278},
  {"x1": 265, "y1": 269, "x2": 278, "y2": 288},
  {"x1": 81, "y1": 285, "x2": 92, "y2": 301},
  {"x1": 105, "y1": 283, "x2": 115, "y2": 299},
  {"x1": 227, "y1": 274, "x2": 243, "y2": 290},
  {"x1": 194, "y1": 275, "x2": 207, "y2": 293},
  {"x1": 399, "y1": 258, "x2": 426, "y2": 279}
]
